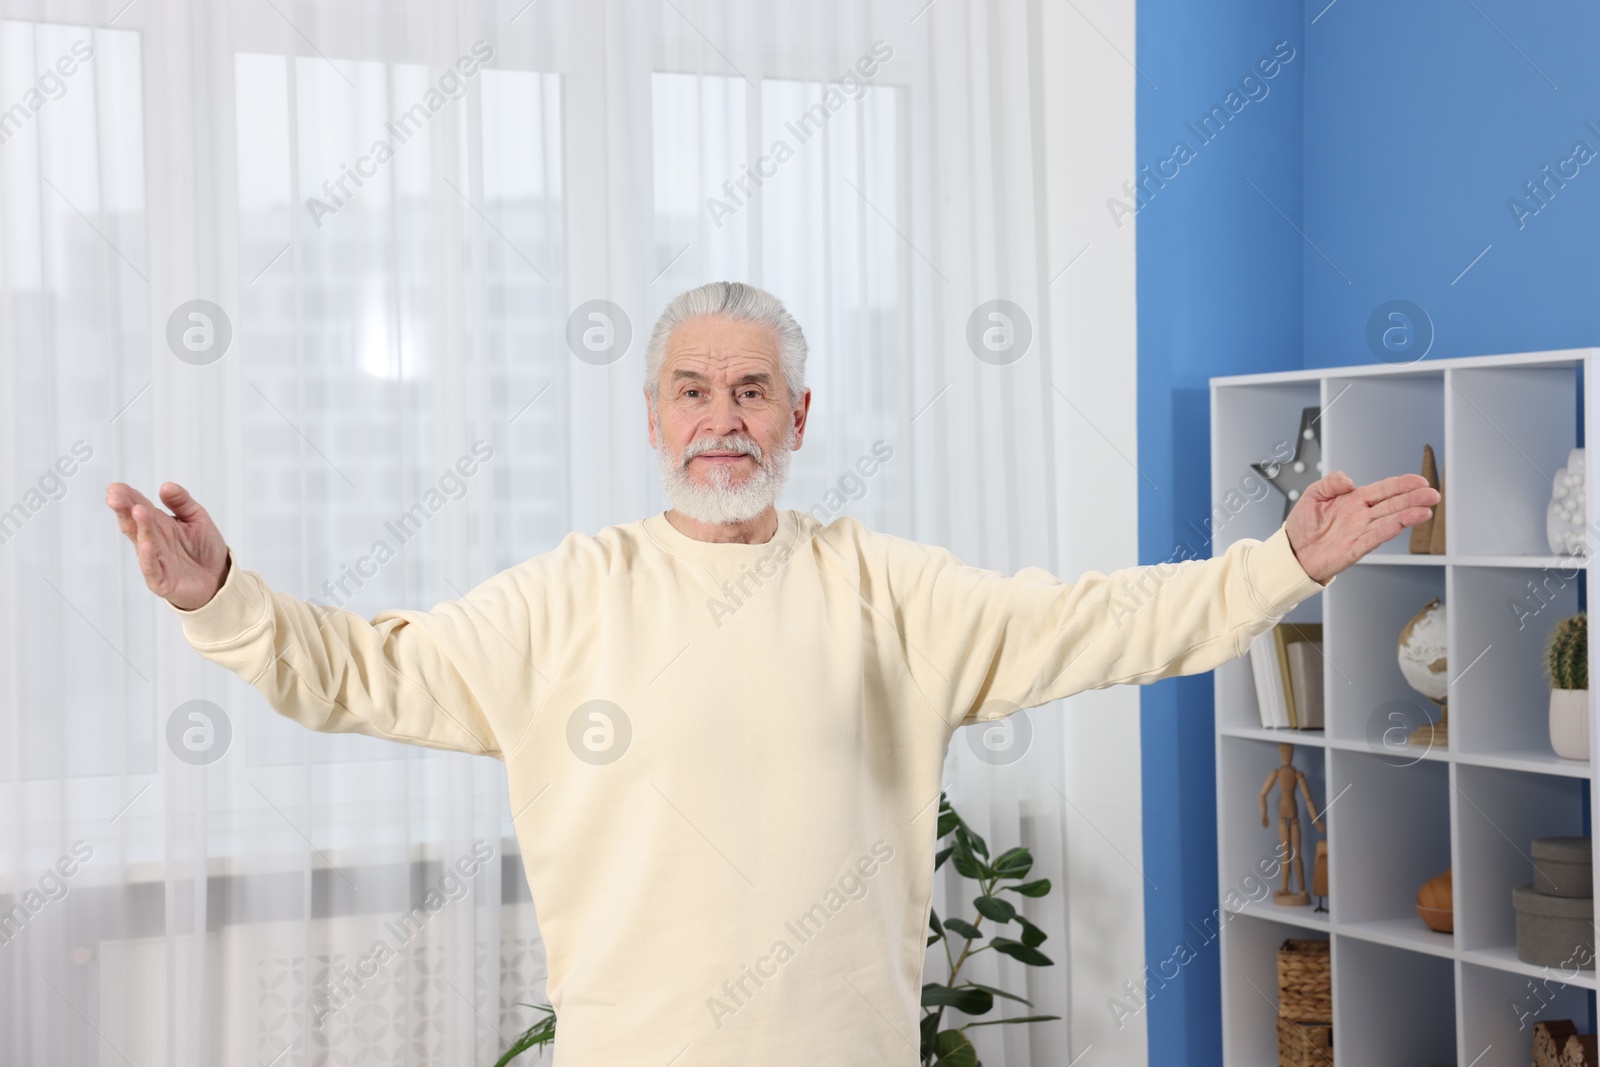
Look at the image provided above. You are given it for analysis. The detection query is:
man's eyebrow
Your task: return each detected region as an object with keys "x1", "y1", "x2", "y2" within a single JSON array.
[{"x1": 669, "y1": 368, "x2": 774, "y2": 386}]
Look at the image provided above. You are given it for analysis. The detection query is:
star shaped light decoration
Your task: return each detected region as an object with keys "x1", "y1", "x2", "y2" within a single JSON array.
[{"x1": 1252, "y1": 406, "x2": 1325, "y2": 523}]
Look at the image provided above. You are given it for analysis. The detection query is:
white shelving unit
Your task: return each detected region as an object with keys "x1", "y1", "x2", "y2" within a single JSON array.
[{"x1": 1212, "y1": 349, "x2": 1599, "y2": 1066}]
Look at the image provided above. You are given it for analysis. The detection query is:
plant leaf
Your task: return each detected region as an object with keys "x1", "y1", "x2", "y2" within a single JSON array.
[
  {"x1": 963, "y1": 1014, "x2": 1063, "y2": 1028},
  {"x1": 935, "y1": 845, "x2": 954, "y2": 871},
  {"x1": 938, "y1": 811, "x2": 961, "y2": 837},
  {"x1": 992, "y1": 847, "x2": 1032, "y2": 878},
  {"x1": 952, "y1": 832, "x2": 993, "y2": 879},
  {"x1": 973, "y1": 895, "x2": 1017, "y2": 923},
  {"x1": 920, "y1": 1013, "x2": 940, "y2": 1059},
  {"x1": 1002, "y1": 878, "x2": 1052, "y2": 898},
  {"x1": 990, "y1": 937, "x2": 1054, "y2": 967},
  {"x1": 944, "y1": 917, "x2": 983, "y2": 940},
  {"x1": 1017, "y1": 916, "x2": 1047, "y2": 948},
  {"x1": 922, "y1": 984, "x2": 995, "y2": 1015},
  {"x1": 492, "y1": 1004, "x2": 557, "y2": 1067},
  {"x1": 929, "y1": 908, "x2": 944, "y2": 938},
  {"x1": 957, "y1": 982, "x2": 1033, "y2": 1007},
  {"x1": 932, "y1": 1029, "x2": 979, "y2": 1067}
]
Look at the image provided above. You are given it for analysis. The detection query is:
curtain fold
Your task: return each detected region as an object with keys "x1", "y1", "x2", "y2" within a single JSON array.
[{"x1": 0, "y1": 1, "x2": 1134, "y2": 1063}]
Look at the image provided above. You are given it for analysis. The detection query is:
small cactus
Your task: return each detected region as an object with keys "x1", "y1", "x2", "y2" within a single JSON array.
[{"x1": 1543, "y1": 613, "x2": 1587, "y2": 690}]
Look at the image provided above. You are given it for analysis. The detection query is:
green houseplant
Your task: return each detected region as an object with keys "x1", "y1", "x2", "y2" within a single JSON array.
[
  {"x1": 921, "y1": 791, "x2": 1060, "y2": 1066},
  {"x1": 490, "y1": 792, "x2": 1059, "y2": 1067},
  {"x1": 492, "y1": 1003, "x2": 555, "y2": 1067},
  {"x1": 1544, "y1": 612, "x2": 1588, "y2": 761}
]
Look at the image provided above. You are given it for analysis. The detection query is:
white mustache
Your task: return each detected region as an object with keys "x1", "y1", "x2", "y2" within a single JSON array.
[{"x1": 681, "y1": 436, "x2": 763, "y2": 465}]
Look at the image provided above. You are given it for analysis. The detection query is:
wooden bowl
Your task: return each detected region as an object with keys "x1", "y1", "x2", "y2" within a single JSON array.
[{"x1": 1416, "y1": 868, "x2": 1453, "y2": 933}]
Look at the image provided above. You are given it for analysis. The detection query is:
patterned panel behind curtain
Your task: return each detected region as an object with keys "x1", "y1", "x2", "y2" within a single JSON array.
[{"x1": 0, "y1": 1, "x2": 1124, "y2": 1064}]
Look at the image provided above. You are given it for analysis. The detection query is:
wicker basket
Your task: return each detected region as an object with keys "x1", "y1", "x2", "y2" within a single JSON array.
[
  {"x1": 1276, "y1": 938, "x2": 1332, "y2": 1023},
  {"x1": 1277, "y1": 1017, "x2": 1334, "y2": 1067}
]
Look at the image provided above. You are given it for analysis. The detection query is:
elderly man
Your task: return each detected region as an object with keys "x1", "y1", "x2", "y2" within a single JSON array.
[{"x1": 105, "y1": 280, "x2": 1438, "y2": 1065}]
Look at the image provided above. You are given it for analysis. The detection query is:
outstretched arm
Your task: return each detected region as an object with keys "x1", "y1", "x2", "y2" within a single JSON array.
[
  {"x1": 882, "y1": 470, "x2": 1437, "y2": 729},
  {"x1": 107, "y1": 480, "x2": 528, "y2": 756}
]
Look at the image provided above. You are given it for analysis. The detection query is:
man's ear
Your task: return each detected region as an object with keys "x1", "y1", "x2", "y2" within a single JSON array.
[
  {"x1": 645, "y1": 389, "x2": 659, "y2": 449},
  {"x1": 789, "y1": 387, "x2": 813, "y2": 450}
]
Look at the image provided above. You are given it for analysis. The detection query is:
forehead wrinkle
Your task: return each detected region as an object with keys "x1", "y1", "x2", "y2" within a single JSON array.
[
  {"x1": 670, "y1": 367, "x2": 774, "y2": 385},
  {"x1": 665, "y1": 344, "x2": 776, "y2": 369},
  {"x1": 662, "y1": 346, "x2": 781, "y2": 389}
]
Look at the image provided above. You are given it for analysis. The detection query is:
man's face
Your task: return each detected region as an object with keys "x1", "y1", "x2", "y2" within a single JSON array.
[{"x1": 647, "y1": 315, "x2": 809, "y2": 523}]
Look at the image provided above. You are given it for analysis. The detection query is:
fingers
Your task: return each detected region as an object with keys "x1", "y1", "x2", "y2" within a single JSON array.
[
  {"x1": 1368, "y1": 484, "x2": 1441, "y2": 522},
  {"x1": 105, "y1": 484, "x2": 137, "y2": 538},
  {"x1": 1387, "y1": 505, "x2": 1435, "y2": 528},
  {"x1": 107, "y1": 482, "x2": 194, "y2": 598},
  {"x1": 107, "y1": 481, "x2": 158, "y2": 511},
  {"x1": 1306, "y1": 470, "x2": 1355, "y2": 500},
  {"x1": 1355, "y1": 473, "x2": 1435, "y2": 506},
  {"x1": 159, "y1": 481, "x2": 208, "y2": 525},
  {"x1": 106, "y1": 482, "x2": 159, "y2": 542},
  {"x1": 135, "y1": 521, "x2": 159, "y2": 571},
  {"x1": 130, "y1": 502, "x2": 164, "y2": 553},
  {"x1": 1352, "y1": 502, "x2": 1436, "y2": 558},
  {"x1": 132, "y1": 513, "x2": 162, "y2": 586},
  {"x1": 133, "y1": 505, "x2": 182, "y2": 595}
]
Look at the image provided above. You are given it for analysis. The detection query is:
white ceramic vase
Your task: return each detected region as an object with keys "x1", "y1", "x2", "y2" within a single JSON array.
[
  {"x1": 1547, "y1": 448, "x2": 1589, "y2": 557},
  {"x1": 1549, "y1": 687, "x2": 1590, "y2": 760}
]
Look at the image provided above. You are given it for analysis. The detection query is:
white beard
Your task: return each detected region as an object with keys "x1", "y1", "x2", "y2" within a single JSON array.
[{"x1": 656, "y1": 424, "x2": 796, "y2": 526}]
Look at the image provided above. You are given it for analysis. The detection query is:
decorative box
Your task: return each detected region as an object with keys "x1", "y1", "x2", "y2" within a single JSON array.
[
  {"x1": 1275, "y1": 938, "x2": 1332, "y2": 1023},
  {"x1": 1276, "y1": 1016, "x2": 1333, "y2": 1067},
  {"x1": 1533, "y1": 836, "x2": 1594, "y2": 899},
  {"x1": 1514, "y1": 882, "x2": 1596, "y2": 968}
]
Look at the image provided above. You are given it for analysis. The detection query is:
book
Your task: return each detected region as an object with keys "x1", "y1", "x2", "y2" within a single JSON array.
[
  {"x1": 1275, "y1": 622, "x2": 1323, "y2": 728},
  {"x1": 1249, "y1": 622, "x2": 1324, "y2": 729},
  {"x1": 1285, "y1": 638, "x2": 1325, "y2": 730},
  {"x1": 1250, "y1": 630, "x2": 1288, "y2": 728}
]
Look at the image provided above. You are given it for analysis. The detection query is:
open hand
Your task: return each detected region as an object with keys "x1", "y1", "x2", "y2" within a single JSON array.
[
  {"x1": 105, "y1": 482, "x2": 230, "y2": 611},
  {"x1": 1285, "y1": 471, "x2": 1441, "y2": 584}
]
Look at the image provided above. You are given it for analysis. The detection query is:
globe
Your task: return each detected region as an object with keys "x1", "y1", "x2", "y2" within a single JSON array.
[{"x1": 1398, "y1": 597, "x2": 1448, "y2": 702}]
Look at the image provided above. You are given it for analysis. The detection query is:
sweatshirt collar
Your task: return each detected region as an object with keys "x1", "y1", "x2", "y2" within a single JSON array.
[{"x1": 642, "y1": 508, "x2": 802, "y2": 564}]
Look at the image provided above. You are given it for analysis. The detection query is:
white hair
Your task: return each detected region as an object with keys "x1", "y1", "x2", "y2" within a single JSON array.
[{"x1": 644, "y1": 281, "x2": 807, "y2": 411}]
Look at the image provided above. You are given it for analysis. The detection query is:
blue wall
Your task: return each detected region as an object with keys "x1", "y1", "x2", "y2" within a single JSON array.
[
  {"x1": 1302, "y1": 0, "x2": 1600, "y2": 366},
  {"x1": 1134, "y1": 4, "x2": 1305, "y2": 1059},
  {"x1": 1137, "y1": 1, "x2": 1600, "y2": 1062}
]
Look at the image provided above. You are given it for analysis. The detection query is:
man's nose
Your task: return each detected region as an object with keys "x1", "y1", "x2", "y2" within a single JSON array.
[{"x1": 699, "y1": 391, "x2": 746, "y2": 437}]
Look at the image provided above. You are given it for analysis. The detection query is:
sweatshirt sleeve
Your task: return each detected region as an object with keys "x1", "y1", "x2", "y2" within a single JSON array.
[
  {"x1": 166, "y1": 548, "x2": 542, "y2": 757},
  {"x1": 880, "y1": 523, "x2": 1333, "y2": 729}
]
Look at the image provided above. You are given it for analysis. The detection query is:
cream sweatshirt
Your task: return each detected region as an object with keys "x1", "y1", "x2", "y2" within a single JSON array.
[{"x1": 170, "y1": 508, "x2": 1330, "y2": 1065}]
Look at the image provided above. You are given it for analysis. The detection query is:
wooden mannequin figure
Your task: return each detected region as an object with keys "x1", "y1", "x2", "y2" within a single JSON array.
[{"x1": 1258, "y1": 743, "x2": 1325, "y2": 906}]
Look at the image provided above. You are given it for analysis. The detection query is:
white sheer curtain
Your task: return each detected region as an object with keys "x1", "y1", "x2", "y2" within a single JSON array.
[{"x1": 0, "y1": 0, "x2": 1138, "y2": 1063}]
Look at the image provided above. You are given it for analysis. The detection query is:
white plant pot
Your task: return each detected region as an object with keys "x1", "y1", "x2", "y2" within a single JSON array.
[{"x1": 1549, "y1": 687, "x2": 1590, "y2": 761}]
